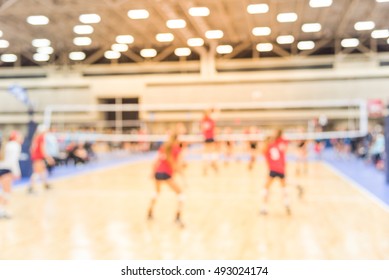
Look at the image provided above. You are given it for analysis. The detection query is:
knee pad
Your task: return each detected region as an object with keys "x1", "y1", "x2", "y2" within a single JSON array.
[
  {"x1": 1, "y1": 192, "x2": 10, "y2": 202},
  {"x1": 177, "y1": 194, "x2": 185, "y2": 202}
]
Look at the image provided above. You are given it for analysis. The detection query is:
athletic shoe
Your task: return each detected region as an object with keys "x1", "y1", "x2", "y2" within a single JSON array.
[
  {"x1": 45, "y1": 184, "x2": 52, "y2": 190},
  {"x1": 0, "y1": 211, "x2": 11, "y2": 219},
  {"x1": 175, "y1": 213, "x2": 184, "y2": 228},
  {"x1": 147, "y1": 210, "x2": 153, "y2": 220},
  {"x1": 286, "y1": 206, "x2": 291, "y2": 216},
  {"x1": 297, "y1": 185, "x2": 304, "y2": 199},
  {"x1": 27, "y1": 187, "x2": 36, "y2": 195}
]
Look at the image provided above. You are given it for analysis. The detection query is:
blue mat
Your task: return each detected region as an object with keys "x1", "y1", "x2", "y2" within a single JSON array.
[{"x1": 323, "y1": 150, "x2": 389, "y2": 208}]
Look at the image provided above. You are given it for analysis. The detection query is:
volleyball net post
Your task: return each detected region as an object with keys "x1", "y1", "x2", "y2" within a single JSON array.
[{"x1": 385, "y1": 115, "x2": 389, "y2": 185}]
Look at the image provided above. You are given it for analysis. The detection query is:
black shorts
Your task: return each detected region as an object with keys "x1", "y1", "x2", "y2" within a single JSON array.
[
  {"x1": 205, "y1": 138, "x2": 215, "y2": 143},
  {"x1": 250, "y1": 142, "x2": 257, "y2": 150},
  {"x1": 155, "y1": 172, "x2": 171, "y2": 181},
  {"x1": 270, "y1": 171, "x2": 285, "y2": 179},
  {"x1": 372, "y1": 154, "x2": 382, "y2": 164},
  {"x1": 0, "y1": 169, "x2": 11, "y2": 177},
  {"x1": 298, "y1": 141, "x2": 306, "y2": 148}
]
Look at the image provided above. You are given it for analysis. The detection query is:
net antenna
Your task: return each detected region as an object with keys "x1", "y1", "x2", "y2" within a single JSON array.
[{"x1": 43, "y1": 99, "x2": 368, "y2": 143}]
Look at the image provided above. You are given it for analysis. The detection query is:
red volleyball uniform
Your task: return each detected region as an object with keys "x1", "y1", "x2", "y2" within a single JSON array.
[
  {"x1": 155, "y1": 144, "x2": 181, "y2": 176},
  {"x1": 31, "y1": 134, "x2": 45, "y2": 161},
  {"x1": 201, "y1": 116, "x2": 215, "y2": 140},
  {"x1": 264, "y1": 138, "x2": 287, "y2": 175}
]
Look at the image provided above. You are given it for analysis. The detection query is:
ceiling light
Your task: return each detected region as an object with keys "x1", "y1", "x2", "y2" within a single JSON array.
[
  {"x1": 187, "y1": 38, "x2": 204, "y2": 47},
  {"x1": 175, "y1": 47, "x2": 191, "y2": 57},
  {"x1": 32, "y1": 39, "x2": 51, "y2": 47},
  {"x1": 309, "y1": 0, "x2": 333, "y2": 7},
  {"x1": 252, "y1": 27, "x2": 271, "y2": 36},
  {"x1": 297, "y1": 41, "x2": 315, "y2": 50},
  {"x1": 0, "y1": 31, "x2": 3, "y2": 37},
  {"x1": 79, "y1": 14, "x2": 101, "y2": 24},
  {"x1": 167, "y1": 19, "x2": 186, "y2": 29},
  {"x1": 0, "y1": 39, "x2": 9, "y2": 48},
  {"x1": 116, "y1": 35, "x2": 134, "y2": 44},
  {"x1": 354, "y1": 21, "x2": 375, "y2": 31},
  {"x1": 156, "y1": 33, "x2": 174, "y2": 42},
  {"x1": 27, "y1": 15, "x2": 49, "y2": 25},
  {"x1": 205, "y1": 30, "x2": 224, "y2": 39},
  {"x1": 140, "y1": 48, "x2": 157, "y2": 58},
  {"x1": 371, "y1": 29, "x2": 389, "y2": 39},
  {"x1": 104, "y1": 50, "x2": 121, "y2": 59},
  {"x1": 277, "y1": 35, "x2": 295, "y2": 44},
  {"x1": 256, "y1": 43, "x2": 273, "y2": 52},
  {"x1": 127, "y1": 9, "x2": 149, "y2": 19},
  {"x1": 111, "y1": 43, "x2": 128, "y2": 52},
  {"x1": 247, "y1": 4, "x2": 269, "y2": 14},
  {"x1": 341, "y1": 38, "x2": 359, "y2": 48},
  {"x1": 189, "y1": 7, "x2": 210, "y2": 17},
  {"x1": 69, "y1": 52, "x2": 86, "y2": 61},
  {"x1": 1, "y1": 54, "x2": 17, "y2": 63},
  {"x1": 302, "y1": 23, "x2": 322, "y2": 33},
  {"x1": 216, "y1": 45, "x2": 233, "y2": 54},
  {"x1": 277, "y1": 13, "x2": 298, "y2": 23},
  {"x1": 37, "y1": 46, "x2": 54, "y2": 54},
  {"x1": 73, "y1": 37, "x2": 92, "y2": 46},
  {"x1": 33, "y1": 53, "x2": 50, "y2": 62},
  {"x1": 73, "y1": 25, "x2": 94, "y2": 35},
  {"x1": 376, "y1": 0, "x2": 389, "y2": 2}
]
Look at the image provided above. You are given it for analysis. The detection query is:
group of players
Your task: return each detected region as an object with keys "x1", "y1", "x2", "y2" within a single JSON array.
[
  {"x1": 0, "y1": 110, "x2": 299, "y2": 221},
  {"x1": 148, "y1": 109, "x2": 295, "y2": 227},
  {"x1": 0, "y1": 125, "x2": 55, "y2": 218}
]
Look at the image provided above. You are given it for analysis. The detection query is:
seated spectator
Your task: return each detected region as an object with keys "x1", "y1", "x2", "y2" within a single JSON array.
[{"x1": 369, "y1": 126, "x2": 385, "y2": 170}]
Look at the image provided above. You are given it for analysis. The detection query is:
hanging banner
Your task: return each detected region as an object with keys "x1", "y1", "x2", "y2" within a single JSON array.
[
  {"x1": 367, "y1": 99, "x2": 385, "y2": 118},
  {"x1": 8, "y1": 84, "x2": 32, "y2": 107}
]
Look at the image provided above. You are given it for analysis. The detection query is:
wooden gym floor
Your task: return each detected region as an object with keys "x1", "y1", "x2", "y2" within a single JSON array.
[{"x1": 0, "y1": 159, "x2": 389, "y2": 260}]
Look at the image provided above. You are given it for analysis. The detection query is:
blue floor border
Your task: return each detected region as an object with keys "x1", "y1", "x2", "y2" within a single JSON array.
[{"x1": 323, "y1": 150, "x2": 389, "y2": 210}]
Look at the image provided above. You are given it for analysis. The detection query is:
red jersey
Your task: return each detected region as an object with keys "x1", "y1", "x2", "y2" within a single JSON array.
[
  {"x1": 155, "y1": 144, "x2": 181, "y2": 175},
  {"x1": 31, "y1": 134, "x2": 45, "y2": 161},
  {"x1": 264, "y1": 138, "x2": 287, "y2": 174},
  {"x1": 201, "y1": 116, "x2": 215, "y2": 140}
]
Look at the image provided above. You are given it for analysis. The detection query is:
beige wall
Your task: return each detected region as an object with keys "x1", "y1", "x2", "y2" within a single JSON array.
[{"x1": 0, "y1": 55, "x2": 388, "y2": 127}]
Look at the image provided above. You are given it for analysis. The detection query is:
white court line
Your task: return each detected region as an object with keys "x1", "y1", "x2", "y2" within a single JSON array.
[{"x1": 322, "y1": 162, "x2": 389, "y2": 214}]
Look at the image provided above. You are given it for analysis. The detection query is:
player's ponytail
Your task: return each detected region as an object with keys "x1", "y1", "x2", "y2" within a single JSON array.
[{"x1": 262, "y1": 136, "x2": 272, "y2": 154}]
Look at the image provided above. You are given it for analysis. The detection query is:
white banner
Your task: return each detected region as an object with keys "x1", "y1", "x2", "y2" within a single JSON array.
[{"x1": 0, "y1": 261, "x2": 388, "y2": 280}]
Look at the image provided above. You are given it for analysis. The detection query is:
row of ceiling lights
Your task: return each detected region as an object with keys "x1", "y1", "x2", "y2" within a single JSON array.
[
  {"x1": 0, "y1": 35, "x2": 375, "y2": 63},
  {"x1": 0, "y1": 0, "x2": 388, "y2": 63}
]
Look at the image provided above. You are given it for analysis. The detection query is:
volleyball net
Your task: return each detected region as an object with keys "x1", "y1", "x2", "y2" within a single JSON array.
[{"x1": 43, "y1": 99, "x2": 368, "y2": 143}]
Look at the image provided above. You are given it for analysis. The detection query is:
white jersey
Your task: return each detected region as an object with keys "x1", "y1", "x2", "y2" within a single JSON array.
[
  {"x1": 0, "y1": 141, "x2": 22, "y2": 177},
  {"x1": 370, "y1": 134, "x2": 385, "y2": 155}
]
